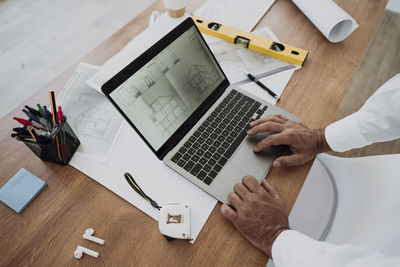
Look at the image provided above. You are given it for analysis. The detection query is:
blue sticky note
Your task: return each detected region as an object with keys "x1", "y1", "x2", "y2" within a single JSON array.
[{"x1": 0, "y1": 168, "x2": 47, "y2": 214}]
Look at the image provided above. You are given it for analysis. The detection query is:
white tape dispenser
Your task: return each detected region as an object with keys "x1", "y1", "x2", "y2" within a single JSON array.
[{"x1": 124, "y1": 173, "x2": 192, "y2": 241}]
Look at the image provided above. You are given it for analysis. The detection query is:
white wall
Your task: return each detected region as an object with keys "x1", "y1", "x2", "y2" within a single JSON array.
[{"x1": 387, "y1": 0, "x2": 400, "y2": 13}]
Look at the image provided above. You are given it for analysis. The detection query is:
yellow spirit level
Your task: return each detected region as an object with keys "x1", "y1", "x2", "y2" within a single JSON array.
[{"x1": 192, "y1": 16, "x2": 308, "y2": 66}]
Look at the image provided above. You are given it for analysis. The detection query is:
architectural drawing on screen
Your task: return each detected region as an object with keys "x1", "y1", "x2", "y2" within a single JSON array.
[
  {"x1": 188, "y1": 64, "x2": 219, "y2": 95},
  {"x1": 149, "y1": 96, "x2": 185, "y2": 134},
  {"x1": 159, "y1": 61, "x2": 169, "y2": 73},
  {"x1": 170, "y1": 52, "x2": 181, "y2": 64}
]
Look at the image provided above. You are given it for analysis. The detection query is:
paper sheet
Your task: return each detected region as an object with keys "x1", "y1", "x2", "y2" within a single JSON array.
[
  {"x1": 58, "y1": 63, "x2": 124, "y2": 162},
  {"x1": 69, "y1": 120, "x2": 217, "y2": 243},
  {"x1": 194, "y1": 0, "x2": 275, "y2": 32},
  {"x1": 291, "y1": 0, "x2": 358, "y2": 43}
]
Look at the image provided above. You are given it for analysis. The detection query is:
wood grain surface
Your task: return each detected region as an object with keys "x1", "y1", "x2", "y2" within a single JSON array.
[
  {"x1": 330, "y1": 9, "x2": 400, "y2": 158},
  {"x1": 0, "y1": 0, "x2": 387, "y2": 266}
]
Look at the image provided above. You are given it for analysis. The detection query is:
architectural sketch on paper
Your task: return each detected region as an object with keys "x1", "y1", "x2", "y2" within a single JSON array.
[
  {"x1": 58, "y1": 63, "x2": 124, "y2": 162},
  {"x1": 72, "y1": 94, "x2": 119, "y2": 140}
]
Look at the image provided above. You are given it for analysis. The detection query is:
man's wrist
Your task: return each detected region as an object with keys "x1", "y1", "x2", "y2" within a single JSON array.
[
  {"x1": 314, "y1": 128, "x2": 331, "y2": 153},
  {"x1": 265, "y1": 227, "x2": 289, "y2": 257}
]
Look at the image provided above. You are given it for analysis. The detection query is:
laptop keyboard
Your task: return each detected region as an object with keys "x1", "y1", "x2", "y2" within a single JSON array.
[{"x1": 171, "y1": 89, "x2": 267, "y2": 186}]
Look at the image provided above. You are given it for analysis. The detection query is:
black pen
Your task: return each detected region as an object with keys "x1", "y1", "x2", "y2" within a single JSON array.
[
  {"x1": 244, "y1": 71, "x2": 280, "y2": 101},
  {"x1": 13, "y1": 127, "x2": 30, "y2": 135}
]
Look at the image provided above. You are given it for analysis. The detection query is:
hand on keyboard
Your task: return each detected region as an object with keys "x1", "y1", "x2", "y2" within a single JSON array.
[{"x1": 247, "y1": 114, "x2": 331, "y2": 167}]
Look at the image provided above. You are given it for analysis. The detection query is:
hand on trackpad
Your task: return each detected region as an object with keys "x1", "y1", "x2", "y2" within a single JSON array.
[{"x1": 230, "y1": 133, "x2": 283, "y2": 178}]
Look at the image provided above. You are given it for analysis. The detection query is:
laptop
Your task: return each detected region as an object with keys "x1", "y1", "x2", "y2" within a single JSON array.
[{"x1": 102, "y1": 17, "x2": 299, "y2": 203}]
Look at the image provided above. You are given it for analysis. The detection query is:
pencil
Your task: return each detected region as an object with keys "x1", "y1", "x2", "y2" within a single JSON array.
[
  {"x1": 49, "y1": 91, "x2": 62, "y2": 161},
  {"x1": 27, "y1": 125, "x2": 38, "y2": 142},
  {"x1": 49, "y1": 91, "x2": 58, "y2": 125}
]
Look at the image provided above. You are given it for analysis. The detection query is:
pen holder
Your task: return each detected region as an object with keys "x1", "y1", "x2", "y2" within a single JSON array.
[{"x1": 23, "y1": 117, "x2": 80, "y2": 165}]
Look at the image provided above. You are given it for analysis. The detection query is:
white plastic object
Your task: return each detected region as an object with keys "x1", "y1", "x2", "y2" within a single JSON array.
[
  {"x1": 288, "y1": 157, "x2": 337, "y2": 241},
  {"x1": 291, "y1": 153, "x2": 400, "y2": 256},
  {"x1": 74, "y1": 245, "x2": 99, "y2": 259},
  {"x1": 82, "y1": 228, "x2": 105, "y2": 245},
  {"x1": 268, "y1": 153, "x2": 400, "y2": 267},
  {"x1": 158, "y1": 203, "x2": 191, "y2": 240}
]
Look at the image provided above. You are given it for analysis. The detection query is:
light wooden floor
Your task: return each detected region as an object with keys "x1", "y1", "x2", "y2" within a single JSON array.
[
  {"x1": 0, "y1": 0, "x2": 154, "y2": 119},
  {"x1": 330, "y1": 9, "x2": 400, "y2": 157}
]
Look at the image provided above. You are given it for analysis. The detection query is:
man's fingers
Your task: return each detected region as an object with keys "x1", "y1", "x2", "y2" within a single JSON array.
[
  {"x1": 261, "y1": 179, "x2": 281, "y2": 200},
  {"x1": 221, "y1": 203, "x2": 238, "y2": 222},
  {"x1": 273, "y1": 154, "x2": 306, "y2": 168},
  {"x1": 273, "y1": 114, "x2": 289, "y2": 121},
  {"x1": 227, "y1": 192, "x2": 243, "y2": 209},
  {"x1": 250, "y1": 114, "x2": 287, "y2": 127},
  {"x1": 242, "y1": 175, "x2": 261, "y2": 193},
  {"x1": 247, "y1": 121, "x2": 285, "y2": 136},
  {"x1": 234, "y1": 182, "x2": 249, "y2": 199},
  {"x1": 254, "y1": 133, "x2": 290, "y2": 152}
]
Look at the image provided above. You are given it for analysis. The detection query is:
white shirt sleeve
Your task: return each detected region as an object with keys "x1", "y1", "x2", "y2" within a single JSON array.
[
  {"x1": 325, "y1": 74, "x2": 400, "y2": 152},
  {"x1": 272, "y1": 230, "x2": 400, "y2": 267}
]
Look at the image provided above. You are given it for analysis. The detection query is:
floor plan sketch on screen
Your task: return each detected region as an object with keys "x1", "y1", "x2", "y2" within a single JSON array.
[
  {"x1": 150, "y1": 96, "x2": 184, "y2": 134},
  {"x1": 109, "y1": 26, "x2": 225, "y2": 150},
  {"x1": 188, "y1": 64, "x2": 219, "y2": 95}
]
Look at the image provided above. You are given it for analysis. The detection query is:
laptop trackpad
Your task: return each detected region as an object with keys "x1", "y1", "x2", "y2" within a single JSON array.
[{"x1": 230, "y1": 133, "x2": 285, "y2": 178}]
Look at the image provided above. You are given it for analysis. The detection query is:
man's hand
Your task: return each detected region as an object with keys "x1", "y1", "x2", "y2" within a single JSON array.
[
  {"x1": 247, "y1": 114, "x2": 331, "y2": 168},
  {"x1": 221, "y1": 176, "x2": 289, "y2": 257}
]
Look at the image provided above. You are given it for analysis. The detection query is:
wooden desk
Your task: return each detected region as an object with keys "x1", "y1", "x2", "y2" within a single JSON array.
[{"x1": 0, "y1": 0, "x2": 387, "y2": 265}]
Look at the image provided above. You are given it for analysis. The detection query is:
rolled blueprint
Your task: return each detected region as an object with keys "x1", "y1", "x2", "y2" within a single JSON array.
[{"x1": 291, "y1": 0, "x2": 358, "y2": 43}]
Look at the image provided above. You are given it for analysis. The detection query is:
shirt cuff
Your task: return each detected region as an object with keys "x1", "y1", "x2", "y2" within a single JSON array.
[{"x1": 325, "y1": 113, "x2": 371, "y2": 152}]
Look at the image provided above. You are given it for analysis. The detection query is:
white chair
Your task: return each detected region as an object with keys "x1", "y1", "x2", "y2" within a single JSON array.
[{"x1": 268, "y1": 153, "x2": 400, "y2": 266}]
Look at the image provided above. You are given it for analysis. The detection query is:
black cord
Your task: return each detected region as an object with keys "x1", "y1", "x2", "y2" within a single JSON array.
[{"x1": 124, "y1": 172, "x2": 161, "y2": 210}]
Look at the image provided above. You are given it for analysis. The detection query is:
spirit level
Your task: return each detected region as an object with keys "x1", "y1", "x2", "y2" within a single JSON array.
[{"x1": 193, "y1": 16, "x2": 308, "y2": 66}]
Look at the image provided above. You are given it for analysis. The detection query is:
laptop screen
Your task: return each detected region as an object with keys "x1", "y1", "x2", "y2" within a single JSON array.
[{"x1": 109, "y1": 25, "x2": 225, "y2": 150}]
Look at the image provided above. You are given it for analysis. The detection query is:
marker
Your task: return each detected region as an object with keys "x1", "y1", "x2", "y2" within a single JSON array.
[
  {"x1": 13, "y1": 127, "x2": 30, "y2": 135},
  {"x1": 13, "y1": 117, "x2": 40, "y2": 130},
  {"x1": 43, "y1": 105, "x2": 53, "y2": 126},
  {"x1": 11, "y1": 133, "x2": 31, "y2": 139},
  {"x1": 22, "y1": 109, "x2": 46, "y2": 127},
  {"x1": 37, "y1": 104, "x2": 45, "y2": 117},
  {"x1": 244, "y1": 71, "x2": 280, "y2": 101},
  {"x1": 31, "y1": 120, "x2": 47, "y2": 130},
  {"x1": 24, "y1": 105, "x2": 42, "y2": 118},
  {"x1": 29, "y1": 107, "x2": 52, "y2": 130},
  {"x1": 57, "y1": 106, "x2": 63, "y2": 124}
]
